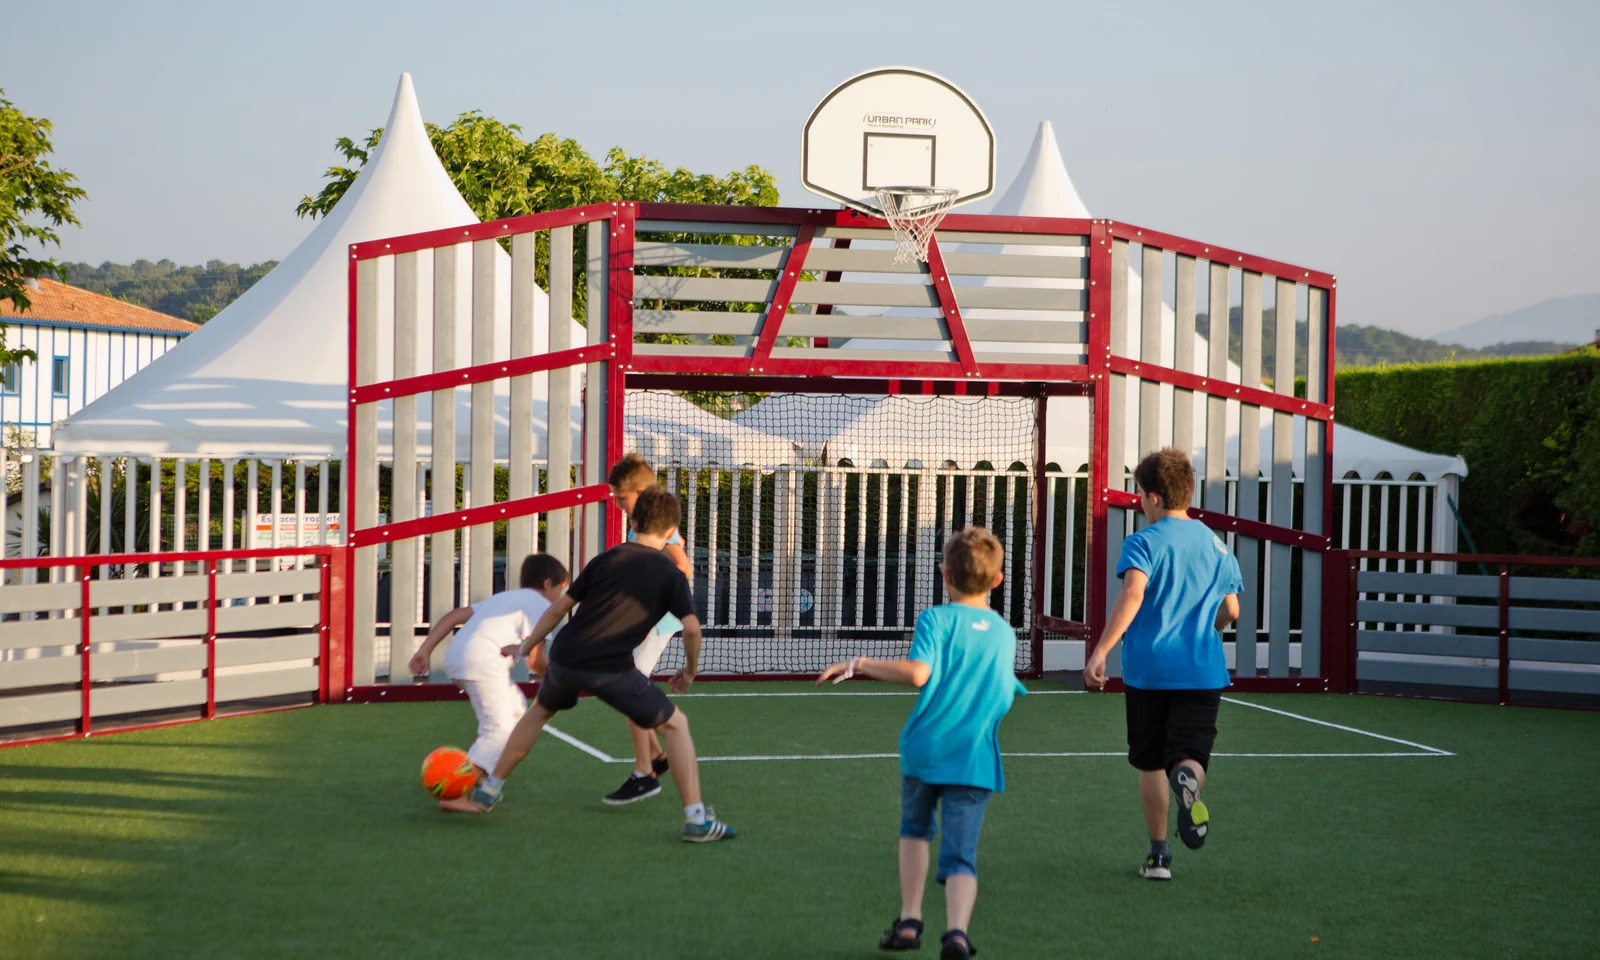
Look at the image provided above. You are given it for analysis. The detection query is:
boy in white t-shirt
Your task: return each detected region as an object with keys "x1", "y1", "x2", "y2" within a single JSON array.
[{"x1": 409, "y1": 554, "x2": 569, "y2": 802}]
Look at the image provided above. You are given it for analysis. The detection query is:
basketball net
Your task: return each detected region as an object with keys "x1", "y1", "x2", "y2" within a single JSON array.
[{"x1": 874, "y1": 186, "x2": 958, "y2": 263}]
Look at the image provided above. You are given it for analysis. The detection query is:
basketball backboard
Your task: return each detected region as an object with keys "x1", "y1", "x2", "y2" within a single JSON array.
[{"x1": 802, "y1": 67, "x2": 995, "y2": 216}]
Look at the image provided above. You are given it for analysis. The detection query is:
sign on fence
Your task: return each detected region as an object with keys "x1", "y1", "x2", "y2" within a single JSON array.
[{"x1": 254, "y1": 514, "x2": 344, "y2": 548}]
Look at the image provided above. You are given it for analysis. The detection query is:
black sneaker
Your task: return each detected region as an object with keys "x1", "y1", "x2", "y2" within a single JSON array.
[
  {"x1": 1140, "y1": 854, "x2": 1173, "y2": 880},
  {"x1": 1170, "y1": 766, "x2": 1209, "y2": 850},
  {"x1": 652, "y1": 753, "x2": 670, "y2": 778},
  {"x1": 603, "y1": 774, "x2": 661, "y2": 806}
]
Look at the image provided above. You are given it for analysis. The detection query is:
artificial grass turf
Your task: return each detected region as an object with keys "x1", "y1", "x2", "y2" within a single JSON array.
[{"x1": 0, "y1": 684, "x2": 1596, "y2": 959}]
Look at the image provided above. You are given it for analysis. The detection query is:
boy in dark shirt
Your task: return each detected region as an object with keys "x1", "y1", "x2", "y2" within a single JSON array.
[{"x1": 443, "y1": 487, "x2": 736, "y2": 843}]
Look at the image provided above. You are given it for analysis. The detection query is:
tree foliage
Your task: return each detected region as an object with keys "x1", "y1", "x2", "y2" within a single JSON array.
[
  {"x1": 0, "y1": 89, "x2": 85, "y2": 374},
  {"x1": 62, "y1": 258, "x2": 278, "y2": 324}
]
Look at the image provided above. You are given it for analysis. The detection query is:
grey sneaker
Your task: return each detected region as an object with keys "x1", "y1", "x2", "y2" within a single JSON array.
[
  {"x1": 1140, "y1": 853, "x2": 1173, "y2": 880},
  {"x1": 604, "y1": 774, "x2": 662, "y2": 806},
  {"x1": 681, "y1": 808, "x2": 737, "y2": 843}
]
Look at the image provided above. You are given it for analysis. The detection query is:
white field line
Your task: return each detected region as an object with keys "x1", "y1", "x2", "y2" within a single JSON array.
[
  {"x1": 695, "y1": 750, "x2": 1446, "y2": 762},
  {"x1": 545, "y1": 725, "x2": 620, "y2": 763},
  {"x1": 1219, "y1": 696, "x2": 1454, "y2": 756}
]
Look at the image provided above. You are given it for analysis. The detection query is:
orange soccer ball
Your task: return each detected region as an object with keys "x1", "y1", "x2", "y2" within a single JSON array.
[{"x1": 421, "y1": 746, "x2": 477, "y2": 800}]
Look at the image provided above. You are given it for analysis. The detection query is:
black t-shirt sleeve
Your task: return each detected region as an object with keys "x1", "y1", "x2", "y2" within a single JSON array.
[
  {"x1": 665, "y1": 570, "x2": 695, "y2": 621},
  {"x1": 566, "y1": 563, "x2": 591, "y2": 603}
]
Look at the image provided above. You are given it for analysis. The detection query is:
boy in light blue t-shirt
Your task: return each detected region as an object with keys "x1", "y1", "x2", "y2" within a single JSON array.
[
  {"x1": 819, "y1": 527, "x2": 1025, "y2": 960},
  {"x1": 1085, "y1": 448, "x2": 1242, "y2": 882}
]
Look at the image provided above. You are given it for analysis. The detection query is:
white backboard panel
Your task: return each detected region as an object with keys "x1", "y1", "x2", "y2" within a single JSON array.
[{"x1": 802, "y1": 67, "x2": 995, "y2": 215}]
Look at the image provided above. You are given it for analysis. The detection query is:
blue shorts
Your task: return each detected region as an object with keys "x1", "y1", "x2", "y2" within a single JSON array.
[{"x1": 899, "y1": 776, "x2": 992, "y2": 882}]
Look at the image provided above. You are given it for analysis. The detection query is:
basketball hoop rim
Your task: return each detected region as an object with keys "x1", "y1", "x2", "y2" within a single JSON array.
[{"x1": 873, "y1": 185, "x2": 959, "y2": 221}]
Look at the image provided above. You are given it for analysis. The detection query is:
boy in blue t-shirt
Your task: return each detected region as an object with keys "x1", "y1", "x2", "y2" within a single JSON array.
[
  {"x1": 819, "y1": 527, "x2": 1025, "y2": 960},
  {"x1": 1085, "y1": 448, "x2": 1242, "y2": 881}
]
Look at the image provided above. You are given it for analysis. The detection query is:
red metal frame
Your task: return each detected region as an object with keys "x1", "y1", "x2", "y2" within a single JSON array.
[
  {"x1": 1086, "y1": 221, "x2": 1114, "y2": 646},
  {"x1": 923, "y1": 236, "x2": 980, "y2": 376},
  {"x1": 349, "y1": 343, "x2": 615, "y2": 406},
  {"x1": 0, "y1": 547, "x2": 339, "y2": 749},
  {"x1": 749, "y1": 224, "x2": 815, "y2": 368},
  {"x1": 1103, "y1": 490, "x2": 1331, "y2": 551}
]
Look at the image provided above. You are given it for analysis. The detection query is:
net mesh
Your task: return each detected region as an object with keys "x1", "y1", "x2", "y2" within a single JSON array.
[
  {"x1": 625, "y1": 390, "x2": 1038, "y2": 675},
  {"x1": 874, "y1": 187, "x2": 958, "y2": 263}
]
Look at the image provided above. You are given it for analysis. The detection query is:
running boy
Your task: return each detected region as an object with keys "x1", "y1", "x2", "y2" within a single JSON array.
[
  {"x1": 445, "y1": 487, "x2": 736, "y2": 843},
  {"x1": 599, "y1": 453, "x2": 694, "y2": 806},
  {"x1": 1084, "y1": 448, "x2": 1242, "y2": 881},
  {"x1": 818, "y1": 527, "x2": 1024, "y2": 960},
  {"x1": 407, "y1": 554, "x2": 569, "y2": 804}
]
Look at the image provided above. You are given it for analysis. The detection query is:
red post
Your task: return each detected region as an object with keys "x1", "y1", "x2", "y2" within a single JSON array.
[
  {"x1": 318, "y1": 555, "x2": 331, "y2": 703},
  {"x1": 206, "y1": 561, "x2": 218, "y2": 719},
  {"x1": 605, "y1": 203, "x2": 636, "y2": 550},
  {"x1": 1028, "y1": 387, "x2": 1049, "y2": 677},
  {"x1": 326, "y1": 547, "x2": 351, "y2": 701},
  {"x1": 1320, "y1": 549, "x2": 1350, "y2": 692},
  {"x1": 1497, "y1": 564, "x2": 1511, "y2": 705},
  {"x1": 1346, "y1": 556, "x2": 1360, "y2": 691},
  {"x1": 1086, "y1": 221, "x2": 1113, "y2": 641},
  {"x1": 79, "y1": 564, "x2": 92, "y2": 736}
]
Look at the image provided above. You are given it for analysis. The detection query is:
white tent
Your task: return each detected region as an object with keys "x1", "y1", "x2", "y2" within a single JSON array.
[
  {"x1": 53, "y1": 74, "x2": 583, "y2": 460},
  {"x1": 827, "y1": 120, "x2": 1466, "y2": 481},
  {"x1": 626, "y1": 392, "x2": 791, "y2": 465}
]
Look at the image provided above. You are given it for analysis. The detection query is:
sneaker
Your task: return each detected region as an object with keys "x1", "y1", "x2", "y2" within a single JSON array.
[
  {"x1": 603, "y1": 774, "x2": 662, "y2": 806},
  {"x1": 463, "y1": 778, "x2": 503, "y2": 812},
  {"x1": 651, "y1": 753, "x2": 670, "y2": 778},
  {"x1": 1170, "y1": 766, "x2": 1209, "y2": 850},
  {"x1": 1140, "y1": 854, "x2": 1172, "y2": 880},
  {"x1": 681, "y1": 809, "x2": 737, "y2": 843}
]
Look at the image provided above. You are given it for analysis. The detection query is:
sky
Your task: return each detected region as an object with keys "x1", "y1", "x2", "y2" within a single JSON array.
[{"x1": 5, "y1": 0, "x2": 1596, "y2": 338}]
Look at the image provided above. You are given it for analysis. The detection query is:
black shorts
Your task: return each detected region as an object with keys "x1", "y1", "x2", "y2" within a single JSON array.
[
  {"x1": 1124, "y1": 686, "x2": 1221, "y2": 773},
  {"x1": 535, "y1": 662, "x2": 676, "y2": 729}
]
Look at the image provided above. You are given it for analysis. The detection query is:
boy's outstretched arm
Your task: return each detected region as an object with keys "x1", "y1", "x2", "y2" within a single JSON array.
[
  {"x1": 669, "y1": 614, "x2": 703, "y2": 693},
  {"x1": 1084, "y1": 569, "x2": 1148, "y2": 690},
  {"x1": 408, "y1": 606, "x2": 473, "y2": 676},
  {"x1": 817, "y1": 657, "x2": 931, "y2": 688},
  {"x1": 1216, "y1": 593, "x2": 1241, "y2": 630},
  {"x1": 509, "y1": 594, "x2": 578, "y2": 663}
]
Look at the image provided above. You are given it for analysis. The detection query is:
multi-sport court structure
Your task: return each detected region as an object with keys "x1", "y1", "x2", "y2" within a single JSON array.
[
  {"x1": 1, "y1": 66, "x2": 1598, "y2": 960},
  {"x1": 1, "y1": 66, "x2": 1598, "y2": 744}
]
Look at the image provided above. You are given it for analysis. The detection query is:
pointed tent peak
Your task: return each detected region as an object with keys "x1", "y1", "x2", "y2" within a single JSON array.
[
  {"x1": 372, "y1": 72, "x2": 429, "y2": 166},
  {"x1": 988, "y1": 121, "x2": 1091, "y2": 219}
]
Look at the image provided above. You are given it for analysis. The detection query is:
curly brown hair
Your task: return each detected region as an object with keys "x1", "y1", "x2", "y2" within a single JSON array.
[
  {"x1": 631, "y1": 486, "x2": 681, "y2": 536},
  {"x1": 607, "y1": 453, "x2": 656, "y2": 493},
  {"x1": 942, "y1": 527, "x2": 1005, "y2": 597},
  {"x1": 1133, "y1": 448, "x2": 1195, "y2": 510}
]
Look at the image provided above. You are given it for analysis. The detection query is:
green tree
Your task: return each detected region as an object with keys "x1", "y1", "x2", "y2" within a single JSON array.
[{"x1": 1, "y1": 90, "x2": 84, "y2": 376}]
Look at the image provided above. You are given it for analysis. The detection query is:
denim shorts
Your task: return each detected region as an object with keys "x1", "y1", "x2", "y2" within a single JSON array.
[{"x1": 899, "y1": 776, "x2": 993, "y2": 882}]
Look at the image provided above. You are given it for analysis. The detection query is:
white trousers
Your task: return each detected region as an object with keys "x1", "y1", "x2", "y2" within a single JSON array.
[
  {"x1": 633, "y1": 630, "x2": 675, "y2": 676},
  {"x1": 454, "y1": 676, "x2": 527, "y2": 772}
]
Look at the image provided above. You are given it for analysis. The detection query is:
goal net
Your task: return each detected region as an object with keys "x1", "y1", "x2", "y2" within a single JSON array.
[{"x1": 625, "y1": 389, "x2": 1039, "y2": 676}]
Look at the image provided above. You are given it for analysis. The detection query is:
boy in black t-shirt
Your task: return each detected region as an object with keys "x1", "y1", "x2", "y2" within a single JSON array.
[{"x1": 443, "y1": 487, "x2": 736, "y2": 843}]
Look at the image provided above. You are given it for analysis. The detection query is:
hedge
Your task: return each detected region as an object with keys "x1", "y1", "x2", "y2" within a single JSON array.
[{"x1": 1331, "y1": 349, "x2": 1600, "y2": 557}]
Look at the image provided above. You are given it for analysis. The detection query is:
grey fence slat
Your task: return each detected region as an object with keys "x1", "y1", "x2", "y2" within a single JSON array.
[
  {"x1": 633, "y1": 276, "x2": 1087, "y2": 312},
  {"x1": 969, "y1": 351, "x2": 1089, "y2": 366},
  {"x1": 391, "y1": 250, "x2": 421, "y2": 667},
  {"x1": 547, "y1": 225, "x2": 575, "y2": 575},
  {"x1": 1509, "y1": 637, "x2": 1600, "y2": 665},
  {"x1": 0, "y1": 690, "x2": 82, "y2": 727},
  {"x1": 215, "y1": 601, "x2": 322, "y2": 634},
  {"x1": 469, "y1": 240, "x2": 497, "y2": 605},
  {"x1": 583, "y1": 224, "x2": 609, "y2": 564},
  {"x1": 215, "y1": 666, "x2": 320, "y2": 702},
  {"x1": 1510, "y1": 666, "x2": 1600, "y2": 696},
  {"x1": 1104, "y1": 239, "x2": 1130, "y2": 678},
  {"x1": 1138, "y1": 245, "x2": 1162, "y2": 462},
  {"x1": 1357, "y1": 600, "x2": 1499, "y2": 628},
  {"x1": 92, "y1": 576, "x2": 208, "y2": 608},
  {"x1": 0, "y1": 657, "x2": 81, "y2": 690},
  {"x1": 1235, "y1": 271, "x2": 1263, "y2": 677},
  {"x1": 633, "y1": 344, "x2": 751, "y2": 359},
  {"x1": 91, "y1": 609, "x2": 207, "y2": 644},
  {"x1": 1509, "y1": 576, "x2": 1600, "y2": 603},
  {"x1": 810, "y1": 225, "x2": 1087, "y2": 246},
  {"x1": 1358, "y1": 658, "x2": 1497, "y2": 688},
  {"x1": 773, "y1": 315, "x2": 1086, "y2": 343},
  {"x1": 636, "y1": 310, "x2": 764, "y2": 337},
  {"x1": 1508, "y1": 606, "x2": 1600, "y2": 634},
  {"x1": 89, "y1": 643, "x2": 207, "y2": 681},
  {"x1": 1358, "y1": 629, "x2": 1499, "y2": 658},
  {"x1": 1304, "y1": 286, "x2": 1328, "y2": 676},
  {"x1": 1172, "y1": 255, "x2": 1196, "y2": 467},
  {"x1": 638, "y1": 220, "x2": 798, "y2": 237},
  {"x1": 213, "y1": 568, "x2": 322, "y2": 600},
  {"x1": 215, "y1": 633, "x2": 321, "y2": 668},
  {"x1": 93, "y1": 678, "x2": 207, "y2": 718},
  {"x1": 634, "y1": 242, "x2": 1086, "y2": 279},
  {"x1": 1358, "y1": 571, "x2": 1500, "y2": 598},
  {"x1": 1203, "y1": 262, "x2": 1229, "y2": 513},
  {"x1": 429, "y1": 245, "x2": 459, "y2": 664},
  {"x1": 1268, "y1": 278, "x2": 1296, "y2": 678},
  {"x1": 0, "y1": 579, "x2": 80, "y2": 615},
  {"x1": 0, "y1": 618, "x2": 79, "y2": 651},
  {"x1": 352, "y1": 256, "x2": 380, "y2": 686}
]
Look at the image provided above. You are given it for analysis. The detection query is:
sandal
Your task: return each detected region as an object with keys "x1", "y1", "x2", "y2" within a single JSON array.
[
  {"x1": 940, "y1": 930, "x2": 977, "y2": 959},
  {"x1": 879, "y1": 917, "x2": 923, "y2": 950}
]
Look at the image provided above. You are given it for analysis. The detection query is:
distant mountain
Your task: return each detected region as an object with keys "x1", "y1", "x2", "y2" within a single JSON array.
[
  {"x1": 1433, "y1": 294, "x2": 1599, "y2": 348},
  {"x1": 61, "y1": 259, "x2": 276, "y2": 324}
]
